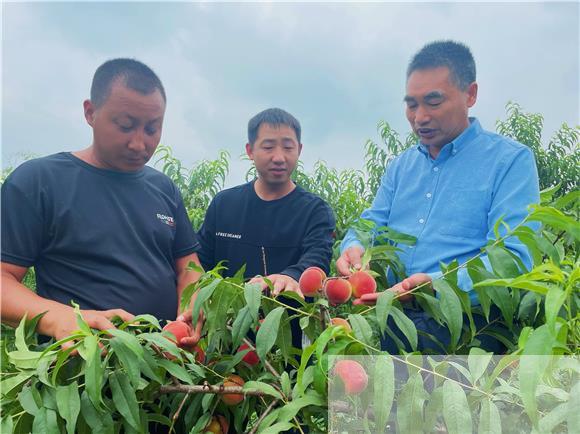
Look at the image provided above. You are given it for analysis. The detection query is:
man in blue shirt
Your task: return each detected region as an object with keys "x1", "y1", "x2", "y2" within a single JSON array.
[{"x1": 337, "y1": 40, "x2": 540, "y2": 352}]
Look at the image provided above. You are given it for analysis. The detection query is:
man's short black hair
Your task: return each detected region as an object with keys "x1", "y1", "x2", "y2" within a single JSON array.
[
  {"x1": 90, "y1": 58, "x2": 166, "y2": 108},
  {"x1": 248, "y1": 108, "x2": 301, "y2": 145},
  {"x1": 407, "y1": 40, "x2": 476, "y2": 91}
]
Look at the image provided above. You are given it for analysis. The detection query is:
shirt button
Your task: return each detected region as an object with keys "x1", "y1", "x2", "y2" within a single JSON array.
[
  {"x1": 426, "y1": 193, "x2": 432, "y2": 198},
  {"x1": 433, "y1": 167, "x2": 439, "y2": 172},
  {"x1": 419, "y1": 218, "x2": 425, "y2": 224}
]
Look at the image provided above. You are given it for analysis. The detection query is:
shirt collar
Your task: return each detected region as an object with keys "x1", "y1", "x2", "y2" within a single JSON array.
[{"x1": 416, "y1": 117, "x2": 482, "y2": 158}]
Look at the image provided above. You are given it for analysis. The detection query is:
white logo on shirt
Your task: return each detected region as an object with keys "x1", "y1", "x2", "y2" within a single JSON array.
[
  {"x1": 156, "y1": 213, "x2": 175, "y2": 227},
  {"x1": 216, "y1": 232, "x2": 242, "y2": 239}
]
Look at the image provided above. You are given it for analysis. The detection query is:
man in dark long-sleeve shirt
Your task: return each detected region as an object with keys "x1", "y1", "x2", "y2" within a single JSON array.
[{"x1": 197, "y1": 108, "x2": 335, "y2": 297}]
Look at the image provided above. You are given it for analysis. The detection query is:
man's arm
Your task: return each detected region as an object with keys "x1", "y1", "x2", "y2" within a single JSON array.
[
  {"x1": 175, "y1": 252, "x2": 204, "y2": 347},
  {"x1": 1, "y1": 262, "x2": 133, "y2": 347}
]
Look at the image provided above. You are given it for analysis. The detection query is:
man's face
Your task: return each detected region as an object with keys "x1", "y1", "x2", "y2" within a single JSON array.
[
  {"x1": 246, "y1": 123, "x2": 302, "y2": 187},
  {"x1": 405, "y1": 66, "x2": 477, "y2": 151},
  {"x1": 84, "y1": 80, "x2": 166, "y2": 172}
]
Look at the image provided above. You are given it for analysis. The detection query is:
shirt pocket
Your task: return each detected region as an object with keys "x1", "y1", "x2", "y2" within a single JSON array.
[{"x1": 437, "y1": 189, "x2": 488, "y2": 238}]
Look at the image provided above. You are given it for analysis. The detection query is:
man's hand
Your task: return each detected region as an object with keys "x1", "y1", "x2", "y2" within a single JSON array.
[
  {"x1": 41, "y1": 307, "x2": 134, "y2": 351},
  {"x1": 336, "y1": 246, "x2": 365, "y2": 276},
  {"x1": 353, "y1": 273, "x2": 432, "y2": 305},
  {"x1": 176, "y1": 310, "x2": 204, "y2": 348},
  {"x1": 249, "y1": 274, "x2": 303, "y2": 298}
]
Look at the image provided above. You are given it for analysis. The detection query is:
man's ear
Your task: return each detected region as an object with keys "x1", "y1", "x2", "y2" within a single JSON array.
[
  {"x1": 83, "y1": 100, "x2": 95, "y2": 126},
  {"x1": 298, "y1": 142, "x2": 303, "y2": 156},
  {"x1": 466, "y1": 82, "x2": 478, "y2": 108},
  {"x1": 245, "y1": 143, "x2": 254, "y2": 160}
]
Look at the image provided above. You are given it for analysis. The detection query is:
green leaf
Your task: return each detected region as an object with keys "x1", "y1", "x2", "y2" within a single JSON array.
[
  {"x1": 567, "y1": 380, "x2": 580, "y2": 434},
  {"x1": 275, "y1": 315, "x2": 294, "y2": 364},
  {"x1": 1, "y1": 417, "x2": 13, "y2": 434},
  {"x1": 390, "y1": 307, "x2": 418, "y2": 351},
  {"x1": 442, "y1": 380, "x2": 472, "y2": 434},
  {"x1": 138, "y1": 332, "x2": 180, "y2": 358},
  {"x1": 1, "y1": 371, "x2": 34, "y2": 397},
  {"x1": 545, "y1": 286, "x2": 567, "y2": 333},
  {"x1": 243, "y1": 381, "x2": 282, "y2": 399},
  {"x1": 109, "y1": 371, "x2": 141, "y2": 432},
  {"x1": 83, "y1": 335, "x2": 104, "y2": 409},
  {"x1": 348, "y1": 313, "x2": 374, "y2": 346},
  {"x1": 157, "y1": 359, "x2": 194, "y2": 385},
  {"x1": 191, "y1": 278, "x2": 220, "y2": 325},
  {"x1": 467, "y1": 348, "x2": 493, "y2": 385},
  {"x1": 295, "y1": 342, "x2": 317, "y2": 398},
  {"x1": 106, "y1": 329, "x2": 143, "y2": 357},
  {"x1": 433, "y1": 280, "x2": 463, "y2": 350},
  {"x1": 14, "y1": 315, "x2": 30, "y2": 352},
  {"x1": 478, "y1": 399, "x2": 502, "y2": 434},
  {"x1": 375, "y1": 291, "x2": 394, "y2": 336},
  {"x1": 519, "y1": 352, "x2": 551, "y2": 428},
  {"x1": 32, "y1": 407, "x2": 60, "y2": 434},
  {"x1": 255, "y1": 306, "x2": 284, "y2": 361},
  {"x1": 80, "y1": 390, "x2": 114, "y2": 434},
  {"x1": 231, "y1": 306, "x2": 253, "y2": 348},
  {"x1": 109, "y1": 338, "x2": 142, "y2": 387},
  {"x1": 18, "y1": 384, "x2": 42, "y2": 416},
  {"x1": 259, "y1": 422, "x2": 295, "y2": 434},
  {"x1": 486, "y1": 244, "x2": 521, "y2": 278},
  {"x1": 396, "y1": 373, "x2": 427, "y2": 433},
  {"x1": 280, "y1": 372, "x2": 292, "y2": 398},
  {"x1": 244, "y1": 282, "x2": 262, "y2": 321},
  {"x1": 277, "y1": 394, "x2": 324, "y2": 423},
  {"x1": 56, "y1": 382, "x2": 81, "y2": 434},
  {"x1": 373, "y1": 356, "x2": 394, "y2": 433}
]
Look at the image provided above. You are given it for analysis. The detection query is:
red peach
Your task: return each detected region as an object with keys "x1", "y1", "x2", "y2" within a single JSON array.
[
  {"x1": 221, "y1": 374, "x2": 245, "y2": 405},
  {"x1": 334, "y1": 360, "x2": 368, "y2": 395},
  {"x1": 330, "y1": 317, "x2": 352, "y2": 333},
  {"x1": 162, "y1": 321, "x2": 191, "y2": 346},
  {"x1": 238, "y1": 343, "x2": 259, "y2": 366},
  {"x1": 299, "y1": 266, "x2": 326, "y2": 296},
  {"x1": 349, "y1": 271, "x2": 377, "y2": 298},
  {"x1": 324, "y1": 278, "x2": 352, "y2": 305}
]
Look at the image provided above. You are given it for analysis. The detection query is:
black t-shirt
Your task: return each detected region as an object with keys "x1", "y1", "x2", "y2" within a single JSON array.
[
  {"x1": 1, "y1": 152, "x2": 199, "y2": 321},
  {"x1": 197, "y1": 181, "x2": 335, "y2": 280}
]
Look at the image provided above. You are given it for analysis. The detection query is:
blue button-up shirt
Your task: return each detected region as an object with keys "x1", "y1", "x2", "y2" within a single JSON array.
[{"x1": 341, "y1": 118, "x2": 540, "y2": 303}]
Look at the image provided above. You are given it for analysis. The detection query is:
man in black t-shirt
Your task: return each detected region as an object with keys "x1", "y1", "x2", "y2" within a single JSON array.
[
  {"x1": 1, "y1": 59, "x2": 202, "y2": 349},
  {"x1": 196, "y1": 108, "x2": 335, "y2": 296}
]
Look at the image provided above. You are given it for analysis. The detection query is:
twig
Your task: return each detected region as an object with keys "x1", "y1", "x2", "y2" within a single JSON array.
[
  {"x1": 169, "y1": 390, "x2": 191, "y2": 433},
  {"x1": 159, "y1": 383, "x2": 272, "y2": 397},
  {"x1": 246, "y1": 399, "x2": 279, "y2": 434}
]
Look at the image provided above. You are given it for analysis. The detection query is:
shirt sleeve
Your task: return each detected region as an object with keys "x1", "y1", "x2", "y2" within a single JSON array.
[
  {"x1": 340, "y1": 158, "x2": 397, "y2": 253},
  {"x1": 172, "y1": 186, "x2": 200, "y2": 258},
  {"x1": 195, "y1": 196, "x2": 217, "y2": 272},
  {"x1": 436, "y1": 146, "x2": 540, "y2": 301},
  {"x1": 280, "y1": 200, "x2": 336, "y2": 282},
  {"x1": 1, "y1": 167, "x2": 44, "y2": 267}
]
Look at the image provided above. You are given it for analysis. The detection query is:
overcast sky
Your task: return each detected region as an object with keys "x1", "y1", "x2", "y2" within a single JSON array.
[{"x1": 2, "y1": 1, "x2": 578, "y2": 186}]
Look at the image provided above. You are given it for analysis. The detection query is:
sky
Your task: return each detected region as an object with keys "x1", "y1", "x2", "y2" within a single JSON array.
[{"x1": 2, "y1": 1, "x2": 579, "y2": 186}]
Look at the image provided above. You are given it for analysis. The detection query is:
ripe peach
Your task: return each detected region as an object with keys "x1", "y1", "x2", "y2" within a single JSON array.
[
  {"x1": 334, "y1": 360, "x2": 368, "y2": 395},
  {"x1": 299, "y1": 266, "x2": 326, "y2": 296},
  {"x1": 162, "y1": 321, "x2": 191, "y2": 346},
  {"x1": 349, "y1": 271, "x2": 377, "y2": 298},
  {"x1": 324, "y1": 278, "x2": 352, "y2": 305},
  {"x1": 204, "y1": 415, "x2": 228, "y2": 434},
  {"x1": 330, "y1": 317, "x2": 352, "y2": 333},
  {"x1": 221, "y1": 374, "x2": 245, "y2": 405},
  {"x1": 238, "y1": 343, "x2": 259, "y2": 366}
]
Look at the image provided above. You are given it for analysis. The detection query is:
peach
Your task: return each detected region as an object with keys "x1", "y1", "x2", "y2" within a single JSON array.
[
  {"x1": 238, "y1": 343, "x2": 259, "y2": 366},
  {"x1": 330, "y1": 317, "x2": 352, "y2": 333},
  {"x1": 299, "y1": 266, "x2": 326, "y2": 296},
  {"x1": 162, "y1": 321, "x2": 191, "y2": 346},
  {"x1": 204, "y1": 415, "x2": 228, "y2": 434},
  {"x1": 349, "y1": 271, "x2": 377, "y2": 298},
  {"x1": 192, "y1": 345, "x2": 205, "y2": 363},
  {"x1": 221, "y1": 374, "x2": 245, "y2": 405},
  {"x1": 324, "y1": 278, "x2": 352, "y2": 305},
  {"x1": 334, "y1": 360, "x2": 368, "y2": 395}
]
